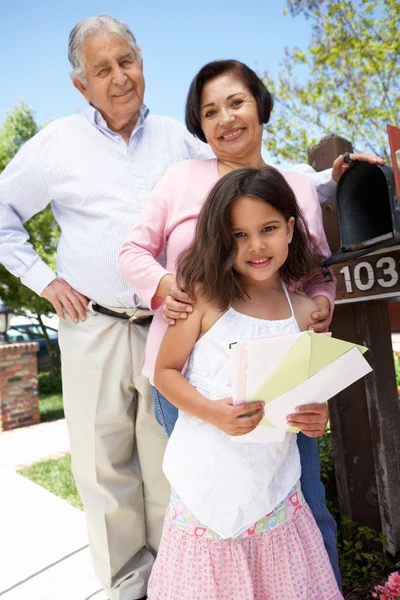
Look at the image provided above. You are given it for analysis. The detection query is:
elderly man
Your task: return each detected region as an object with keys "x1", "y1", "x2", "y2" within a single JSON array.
[
  {"x1": 0, "y1": 14, "x2": 382, "y2": 600},
  {"x1": 0, "y1": 16, "x2": 212, "y2": 600}
]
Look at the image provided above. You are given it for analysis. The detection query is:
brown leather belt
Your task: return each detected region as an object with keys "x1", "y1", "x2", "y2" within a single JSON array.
[{"x1": 92, "y1": 304, "x2": 153, "y2": 326}]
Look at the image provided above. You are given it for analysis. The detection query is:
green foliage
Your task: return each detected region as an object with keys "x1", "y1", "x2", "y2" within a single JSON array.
[
  {"x1": 263, "y1": 0, "x2": 400, "y2": 163},
  {"x1": 393, "y1": 352, "x2": 400, "y2": 387},
  {"x1": 0, "y1": 103, "x2": 61, "y2": 372},
  {"x1": 339, "y1": 517, "x2": 392, "y2": 590},
  {"x1": 38, "y1": 370, "x2": 63, "y2": 396},
  {"x1": 317, "y1": 431, "x2": 394, "y2": 591},
  {"x1": 0, "y1": 209, "x2": 59, "y2": 318},
  {"x1": 0, "y1": 102, "x2": 38, "y2": 171}
]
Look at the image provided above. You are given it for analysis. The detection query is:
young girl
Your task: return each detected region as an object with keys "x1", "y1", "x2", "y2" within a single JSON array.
[{"x1": 147, "y1": 166, "x2": 343, "y2": 599}]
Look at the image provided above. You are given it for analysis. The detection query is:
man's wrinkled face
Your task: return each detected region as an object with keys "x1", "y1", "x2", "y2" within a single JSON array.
[{"x1": 73, "y1": 32, "x2": 145, "y2": 127}]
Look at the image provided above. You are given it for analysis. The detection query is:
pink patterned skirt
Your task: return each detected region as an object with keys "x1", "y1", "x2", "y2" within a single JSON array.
[{"x1": 148, "y1": 488, "x2": 343, "y2": 600}]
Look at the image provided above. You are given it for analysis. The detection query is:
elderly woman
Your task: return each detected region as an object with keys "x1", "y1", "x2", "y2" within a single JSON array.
[{"x1": 119, "y1": 59, "x2": 381, "y2": 587}]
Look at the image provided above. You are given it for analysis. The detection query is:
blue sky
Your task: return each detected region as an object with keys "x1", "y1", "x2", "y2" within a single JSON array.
[{"x1": 1, "y1": 0, "x2": 312, "y2": 128}]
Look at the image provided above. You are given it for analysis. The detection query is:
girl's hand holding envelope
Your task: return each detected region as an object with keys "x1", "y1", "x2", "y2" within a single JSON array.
[
  {"x1": 205, "y1": 397, "x2": 264, "y2": 436},
  {"x1": 230, "y1": 330, "x2": 372, "y2": 443},
  {"x1": 286, "y1": 402, "x2": 329, "y2": 438}
]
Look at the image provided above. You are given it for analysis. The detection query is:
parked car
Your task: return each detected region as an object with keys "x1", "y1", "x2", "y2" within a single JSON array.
[{"x1": 6, "y1": 324, "x2": 59, "y2": 370}]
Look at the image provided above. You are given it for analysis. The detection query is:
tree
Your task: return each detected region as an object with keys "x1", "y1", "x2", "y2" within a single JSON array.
[
  {"x1": 0, "y1": 103, "x2": 61, "y2": 375},
  {"x1": 263, "y1": 0, "x2": 400, "y2": 163}
]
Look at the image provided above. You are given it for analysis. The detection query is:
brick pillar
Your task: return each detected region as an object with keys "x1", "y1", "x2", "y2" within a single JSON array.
[{"x1": 0, "y1": 342, "x2": 40, "y2": 431}]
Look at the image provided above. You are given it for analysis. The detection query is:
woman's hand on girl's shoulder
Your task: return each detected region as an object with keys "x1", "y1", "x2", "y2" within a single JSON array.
[
  {"x1": 162, "y1": 276, "x2": 194, "y2": 326},
  {"x1": 163, "y1": 281, "x2": 210, "y2": 326},
  {"x1": 290, "y1": 291, "x2": 320, "y2": 332},
  {"x1": 308, "y1": 295, "x2": 331, "y2": 333},
  {"x1": 207, "y1": 398, "x2": 265, "y2": 436}
]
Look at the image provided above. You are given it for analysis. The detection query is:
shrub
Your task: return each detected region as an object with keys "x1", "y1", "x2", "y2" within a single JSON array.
[
  {"x1": 317, "y1": 432, "x2": 394, "y2": 591},
  {"x1": 393, "y1": 353, "x2": 400, "y2": 388},
  {"x1": 38, "y1": 370, "x2": 62, "y2": 395}
]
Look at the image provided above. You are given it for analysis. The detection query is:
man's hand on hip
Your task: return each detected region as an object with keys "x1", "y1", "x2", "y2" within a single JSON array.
[{"x1": 41, "y1": 277, "x2": 89, "y2": 322}]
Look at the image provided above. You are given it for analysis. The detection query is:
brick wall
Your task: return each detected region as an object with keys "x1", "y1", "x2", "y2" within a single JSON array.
[{"x1": 0, "y1": 342, "x2": 40, "y2": 431}]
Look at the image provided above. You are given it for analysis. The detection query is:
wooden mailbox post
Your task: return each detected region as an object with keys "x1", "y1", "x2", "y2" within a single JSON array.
[{"x1": 309, "y1": 129, "x2": 400, "y2": 555}]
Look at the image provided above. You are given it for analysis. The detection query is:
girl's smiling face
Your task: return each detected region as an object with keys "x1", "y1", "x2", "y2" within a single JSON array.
[
  {"x1": 200, "y1": 73, "x2": 264, "y2": 164},
  {"x1": 230, "y1": 195, "x2": 294, "y2": 286}
]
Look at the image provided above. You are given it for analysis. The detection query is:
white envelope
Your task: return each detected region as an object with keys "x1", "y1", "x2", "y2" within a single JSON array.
[{"x1": 230, "y1": 331, "x2": 372, "y2": 443}]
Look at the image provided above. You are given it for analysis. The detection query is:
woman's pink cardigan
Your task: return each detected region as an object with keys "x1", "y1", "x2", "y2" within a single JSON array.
[{"x1": 119, "y1": 159, "x2": 336, "y2": 384}]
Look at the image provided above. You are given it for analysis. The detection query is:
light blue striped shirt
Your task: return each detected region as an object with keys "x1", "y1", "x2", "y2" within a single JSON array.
[
  {"x1": 0, "y1": 104, "x2": 336, "y2": 308},
  {"x1": 0, "y1": 105, "x2": 213, "y2": 307}
]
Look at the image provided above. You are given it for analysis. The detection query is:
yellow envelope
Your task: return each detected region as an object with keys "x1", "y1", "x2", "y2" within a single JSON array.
[{"x1": 248, "y1": 332, "x2": 368, "y2": 432}]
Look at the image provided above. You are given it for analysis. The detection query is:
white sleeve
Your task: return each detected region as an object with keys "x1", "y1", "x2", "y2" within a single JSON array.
[
  {"x1": 0, "y1": 135, "x2": 57, "y2": 295},
  {"x1": 290, "y1": 163, "x2": 337, "y2": 204},
  {"x1": 175, "y1": 121, "x2": 215, "y2": 161}
]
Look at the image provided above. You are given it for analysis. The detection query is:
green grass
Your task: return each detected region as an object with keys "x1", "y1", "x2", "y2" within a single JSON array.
[
  {"x1": 18, "y1": 453, "x2": 83, "y2": 510},
  {"x1": 39, "y1": 392, "x2": 64, "y2": 422}
]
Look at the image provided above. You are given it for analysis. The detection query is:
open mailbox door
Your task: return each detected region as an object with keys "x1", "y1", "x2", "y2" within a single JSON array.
[{"x1": 324, "y1": 124, "x2": 400, "y2": 266}]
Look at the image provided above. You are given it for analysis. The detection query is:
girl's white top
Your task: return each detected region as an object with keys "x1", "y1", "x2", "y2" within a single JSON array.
[{"x1": 163, "y1": 285, "x2": 302, "y2": 539}]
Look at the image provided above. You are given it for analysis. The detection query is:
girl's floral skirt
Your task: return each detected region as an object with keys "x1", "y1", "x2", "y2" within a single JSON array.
[{"x1": 148, "y1": 483, "x2": 343, "y2": 600}]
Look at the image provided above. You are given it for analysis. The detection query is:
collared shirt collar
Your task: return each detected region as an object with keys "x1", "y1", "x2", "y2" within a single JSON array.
[{"x1": 84, "y1": 103, "x2": 150, "y2": 138}]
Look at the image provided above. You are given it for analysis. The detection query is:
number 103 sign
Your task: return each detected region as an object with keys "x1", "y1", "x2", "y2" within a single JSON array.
[{"x1": 331, "y1": 248, "x2": 400, "y2": 303}]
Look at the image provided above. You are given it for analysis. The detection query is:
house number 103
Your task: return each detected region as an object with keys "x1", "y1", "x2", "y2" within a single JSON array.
[{"x1": 339, "y1": 257, "x2": 399, "y2": 294}]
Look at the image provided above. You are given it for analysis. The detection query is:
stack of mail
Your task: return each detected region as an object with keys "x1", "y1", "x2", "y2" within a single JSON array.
[{"x1": 230, "y1": 331, "x2": 372, "y2": 443}]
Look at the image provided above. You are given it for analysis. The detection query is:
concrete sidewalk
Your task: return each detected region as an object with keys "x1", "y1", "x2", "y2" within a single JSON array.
[
  {"x1": 0, "y1": 420, "x2": 107, "y2": 599},
  {"x1": 0, "y1": 418, "x2": 70, "y2": 471}
]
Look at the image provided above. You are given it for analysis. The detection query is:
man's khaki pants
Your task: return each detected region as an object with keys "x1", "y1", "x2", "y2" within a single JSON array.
[{"x1": 58, "y1": 309, "x2": 169, "y2": 600}]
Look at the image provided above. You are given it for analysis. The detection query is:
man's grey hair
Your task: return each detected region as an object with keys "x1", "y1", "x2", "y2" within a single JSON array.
[{"x1": 68, "y1": 15, "x2": 143, "y2": 84}]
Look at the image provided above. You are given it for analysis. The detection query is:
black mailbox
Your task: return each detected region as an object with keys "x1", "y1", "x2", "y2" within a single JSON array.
[{"x1": 324, "y1": 162, "x2": 400, "y2": 266}]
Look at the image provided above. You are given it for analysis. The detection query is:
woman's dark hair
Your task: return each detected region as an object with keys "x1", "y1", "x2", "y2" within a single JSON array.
[
  {"x1": 185, "y1": 60, "x2": 274, "y2": 143},
  {"x1": 177, "y1": 166, "x2": 322, "y2": 311}
]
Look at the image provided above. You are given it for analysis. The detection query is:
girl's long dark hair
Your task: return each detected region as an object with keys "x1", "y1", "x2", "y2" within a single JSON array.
[{"x1": 177, "y1": 166, "x2": 322, "y2": 311}]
